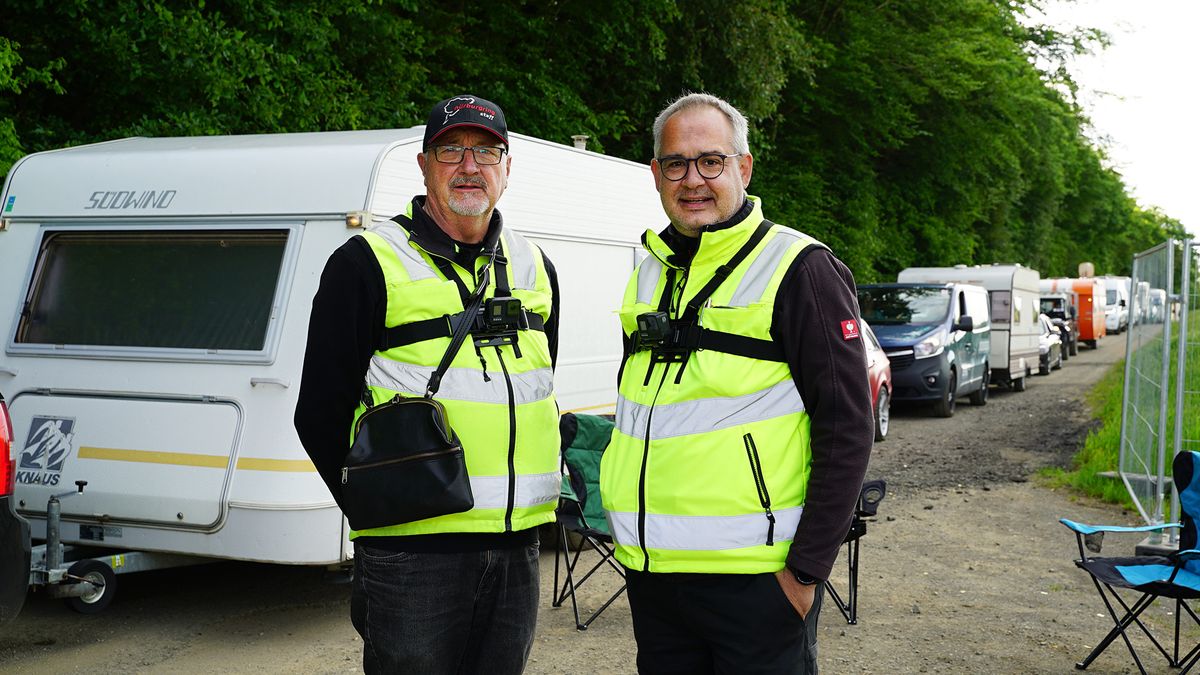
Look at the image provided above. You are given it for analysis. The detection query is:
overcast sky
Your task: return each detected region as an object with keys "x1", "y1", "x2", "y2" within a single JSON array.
[{"x1": 1033, "y1": 0, "x2": 1199, "y2": 239}]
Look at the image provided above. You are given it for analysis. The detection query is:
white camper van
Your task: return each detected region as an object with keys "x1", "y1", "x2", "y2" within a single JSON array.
[
  {"x1": 0, "y1": 129, "x2": 662, "y2": 588},
  {"x1": 1101, "y1": 275, "x2": 1131, "y2": 333},
  {"x1": 898, "y1": 264, "x2": 1041, "y2": 390}
]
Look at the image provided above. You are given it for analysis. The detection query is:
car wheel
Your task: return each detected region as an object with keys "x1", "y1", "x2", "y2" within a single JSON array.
[
  {"x1": 933, "y1": 371, "x2": 956, "y2": 418},
  {"x1": 1038, "y1": 359, "x2": 1049, "y2": 376},
  {"x1": 1069, "y1": 338, "x2": 1078, "y2": 356},
  {"x1": 1012, "y1": 375, "x2": 1027, "y2": 392},
  {"x1": 969, "y1": 367, "x2": 989, "y2": 406},
  {"x1": 1053, "y1": 347, "x2": 1063, "y2": 370},
  {"x1": 874, "y1": 386, "x2": 890, "y2": 442},
  {"x1": 65, "y1": 559, "x2": 116, "y2": 614}
]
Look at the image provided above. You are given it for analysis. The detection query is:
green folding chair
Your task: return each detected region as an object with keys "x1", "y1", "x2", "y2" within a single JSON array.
[{"x1": 551, "y1": 413, "x2": 626, "y2": 630}]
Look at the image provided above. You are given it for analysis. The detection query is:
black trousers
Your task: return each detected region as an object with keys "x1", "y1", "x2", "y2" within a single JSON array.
[{"x1": 625, "y1": 568, "x2": 822, "y2": 675}]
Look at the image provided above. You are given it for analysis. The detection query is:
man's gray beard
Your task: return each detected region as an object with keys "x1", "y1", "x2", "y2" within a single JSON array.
[{"x1": 448, "y1": 195, "x2": 488, "y2": 217}]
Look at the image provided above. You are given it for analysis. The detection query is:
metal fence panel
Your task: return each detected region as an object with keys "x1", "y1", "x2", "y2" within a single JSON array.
[
  {"x1": 1118, "y1": 241, "x2": 1176, "y2": 526},
  {"x1": 1177, "y1": 241, "x2": 1199, "y2": 463}
]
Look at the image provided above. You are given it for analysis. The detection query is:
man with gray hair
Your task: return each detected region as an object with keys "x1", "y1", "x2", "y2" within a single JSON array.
[{"x1": 600, "y1": 92, "x2": 873, "y2": 673}]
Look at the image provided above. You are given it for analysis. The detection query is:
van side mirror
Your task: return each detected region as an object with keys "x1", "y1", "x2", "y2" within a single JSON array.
[
  {"x1": 1120, "y1": 299, "x2": 1126, "y2": 307},
  {"x1": 954, "y1": 315, "x2": 974, "y2": 332},
  {"x1": 1069, "y1": 306, "x2": 1078, "y2": 319}
]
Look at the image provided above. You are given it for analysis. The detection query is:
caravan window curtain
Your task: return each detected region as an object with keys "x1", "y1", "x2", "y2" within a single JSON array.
[{"x1": 16, "y1": 230, "x2": 288, "y2": 351}]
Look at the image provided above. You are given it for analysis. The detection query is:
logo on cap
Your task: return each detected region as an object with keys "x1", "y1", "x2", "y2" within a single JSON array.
[{"x1": 442, "y1": 96, "x2": 497, "y2": 123}]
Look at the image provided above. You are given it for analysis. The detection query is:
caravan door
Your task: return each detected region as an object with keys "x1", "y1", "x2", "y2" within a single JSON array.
[{"x1": 10, "y1": 394, "x2": 239, "y2": 530}]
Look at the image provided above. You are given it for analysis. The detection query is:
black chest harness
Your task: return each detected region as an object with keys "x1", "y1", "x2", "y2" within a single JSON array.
[
  {"x1": 377, "y1": 230, "x2": 543, "y2": 356},
  {"x1": 631, "y1": 220, "x2": 788, "y2": 384}
]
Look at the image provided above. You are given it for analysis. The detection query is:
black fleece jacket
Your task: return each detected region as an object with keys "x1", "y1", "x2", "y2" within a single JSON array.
[
  {"x1": 294, "y1": 197, "x2": 560, "y2": 551},
  {"x1": 654, "y1": 199, "x2": 873, "y2": 581}
]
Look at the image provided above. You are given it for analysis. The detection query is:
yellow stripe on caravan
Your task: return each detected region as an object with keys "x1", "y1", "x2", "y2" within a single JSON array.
[
  {"x1": 77, "y1": 447, "x2": 315, "y2": 472},
  {"x1": 235, "y1": 457, "x2": 315, "y2": 472}
]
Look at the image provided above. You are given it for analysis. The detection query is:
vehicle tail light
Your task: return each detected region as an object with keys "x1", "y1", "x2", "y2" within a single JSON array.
[{"x1": 0, "y1": 398, "x2": 12, "y2": 496}]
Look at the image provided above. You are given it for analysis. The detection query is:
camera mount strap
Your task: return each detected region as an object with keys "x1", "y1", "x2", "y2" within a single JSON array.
[
  {"x1": 379, "y1": 309, "x2": 544, "y2": 350},
  {"x1": 424, "y1": 246, "x2": 497, "y2": 397},
  {"x1": 378, "y1": 241, "x2": 543, "y2": 351},
  {"x1": 679, "y1": 219, "x2": 772, "y2": 321}
]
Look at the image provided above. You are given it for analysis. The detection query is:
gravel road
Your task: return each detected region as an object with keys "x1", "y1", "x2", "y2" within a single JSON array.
[{"x1": 2, "y1": 333, "x2": 1177, "y2": 674}]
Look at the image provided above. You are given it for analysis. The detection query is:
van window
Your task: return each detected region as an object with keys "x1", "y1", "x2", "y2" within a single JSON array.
[
  {"x1": 990, "y1": 290, "x2": 1011, "y2": 324},
  {"x1": 856, "y1": 287, "x2": 951, "y2": 325},
  {"x1": 965, "y1": 290, "x2": 989, "y2": 327},
  {"x1": 16, "y1": 229, "x2": 288, "y2": 351}
]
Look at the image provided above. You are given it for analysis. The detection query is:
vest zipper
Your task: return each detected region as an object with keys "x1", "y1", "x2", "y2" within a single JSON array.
[
  {"x1": 496, "y1": 348, "x2": 518, "y2": 532},
  {"x1": 638, "y1": 365, "x2": 672, "y2": 572},
  {"x1": 743, "y1": 433, "x2": 776, "y2": 546},
  {"x1": 341, "y1": 449, "x2": 460, "y2": 484}
]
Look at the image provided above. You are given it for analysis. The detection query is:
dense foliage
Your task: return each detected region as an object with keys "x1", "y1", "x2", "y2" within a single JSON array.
[{"x1": 0, "y1": 0, "x2": 1184, "y2": 280}]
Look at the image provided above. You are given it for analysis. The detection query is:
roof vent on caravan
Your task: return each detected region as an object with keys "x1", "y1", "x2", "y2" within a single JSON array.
[
  {"x1": 1079, "y1": 262, "x2": 1095, "y2": 277},
  {"x1": 572, "y1": 134, "x2": 589, "y2": 150}
]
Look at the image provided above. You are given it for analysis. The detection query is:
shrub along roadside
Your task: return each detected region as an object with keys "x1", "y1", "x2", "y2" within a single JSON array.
[{"x1": 1040, "y1": 358, "x2": 1134, "y2": 508}]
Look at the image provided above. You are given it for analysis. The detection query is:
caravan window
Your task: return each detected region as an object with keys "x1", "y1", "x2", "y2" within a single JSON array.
[
  {"x1": 990, "y1": 290, "x2": 1011, "y2": 324},
  {"x1": 16, "y1": 229, "x2": 288, "y2": 351}
]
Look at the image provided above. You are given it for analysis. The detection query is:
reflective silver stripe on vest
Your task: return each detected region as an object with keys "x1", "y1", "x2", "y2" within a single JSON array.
[
  {"x1": 615, "y1": 379, "x2": 805, "y2": 441},
  {"x1": 470, "y1": 472, "x2": 561, "y2": 510},
  {"x1": 502, "y1": 229, "x2": 537, "y2": 290},
  {"x1": 636, "y1": 256, "x2": 665, "y2": 305},
  {"x1": 368, "y1": 222, "x2": 438, "y2": 281},
  {"x1": 726, "y1": 228, "x2": 804, "y2": 307},
  {"x1": 368, "y1": 357, "x2": 554, "y2": 405},
  {"x1": 606, "y1": 506, "x2": 803, "y2": 551}
]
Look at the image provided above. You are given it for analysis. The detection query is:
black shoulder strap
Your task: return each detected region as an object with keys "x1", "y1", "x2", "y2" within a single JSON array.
[
  {"x1": 425, "y1": 248, "x2": 497, "y2": 397},
  {"x1": 679, "y1": 219, "x2": 773, "y2": 320}
]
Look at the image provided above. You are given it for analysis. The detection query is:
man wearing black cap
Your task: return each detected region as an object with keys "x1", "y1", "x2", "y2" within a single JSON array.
[{"x1": 295, "y1": 95, "x2": 561, "y2": 674}]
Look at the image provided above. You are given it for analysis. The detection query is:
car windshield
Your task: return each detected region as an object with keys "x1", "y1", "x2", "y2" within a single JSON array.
[
  {"x1": 1040, "y1": 298, "x2": 1067, "y2": 319},
  {"x1": 857, "y1": 287, "x2": 951, "y2": 325}
]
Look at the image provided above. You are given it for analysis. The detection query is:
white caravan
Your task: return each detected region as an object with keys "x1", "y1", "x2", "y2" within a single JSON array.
[
  {"x1": 1101, "y1": 275, "x2": 1131, "y2": 333},
  {"x1": 898, "y1": 264, "x2": 1041, "y2": 389},
  {"x1": 0, "y1": 129, "x2": 662, "y2": 573}
]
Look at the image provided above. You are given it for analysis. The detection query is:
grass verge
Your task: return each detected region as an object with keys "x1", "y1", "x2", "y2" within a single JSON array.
[{"x1": 1039, "y1": 357, "x2": 1135, "y2": 508}]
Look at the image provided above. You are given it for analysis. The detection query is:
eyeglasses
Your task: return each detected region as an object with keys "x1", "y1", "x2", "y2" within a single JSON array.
[
  {"x1": 431, "y1": 144, "x2": 507, "y2": 165},
  {"x1": 655, "y1": 153, "x2": 741, "y2": 181}
]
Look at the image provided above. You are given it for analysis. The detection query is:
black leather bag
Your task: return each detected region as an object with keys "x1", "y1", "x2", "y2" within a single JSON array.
[
  {"x1": 340, "y1": 395, "x2": 472, "y2": 530},
  {"x1": 339, "y1": 249, "x2": 497, "y2": 531}
]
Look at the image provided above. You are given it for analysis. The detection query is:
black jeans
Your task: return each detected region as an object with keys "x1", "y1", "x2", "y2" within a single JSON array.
[
  {"x1": 626, "y1": 568, "x2": 823, "y2": 675},
  {"x1": 351, "y1": 541, "x2": 540, "y2": 675}
]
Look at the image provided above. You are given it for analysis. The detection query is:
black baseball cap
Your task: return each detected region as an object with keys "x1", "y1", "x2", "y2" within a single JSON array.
[{"x1": 423, "y1": 95, "x2": 508, "y2": 149}]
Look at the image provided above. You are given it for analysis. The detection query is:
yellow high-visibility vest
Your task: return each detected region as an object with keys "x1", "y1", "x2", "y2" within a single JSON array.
[
  {"x1": 350, "y1": 204, "x2": 560, "y2": 537},
  {"x1": 602, "y1": 197, "x2": 824, "y2": 574}
]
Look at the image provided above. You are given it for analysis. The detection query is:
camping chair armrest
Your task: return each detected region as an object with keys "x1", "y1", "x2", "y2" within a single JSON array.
[
  {"x1": 1059, "y1": 518, "x2": 1181, "y2": 535},
  {"x1": 1170, "y1": 549, "x2": 1200, "y2": 564}
]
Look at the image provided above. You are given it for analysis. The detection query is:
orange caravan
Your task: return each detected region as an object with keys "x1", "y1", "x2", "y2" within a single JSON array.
[{"x1": 1042, "y1": 278, "x2": 1107, "y2": 347}]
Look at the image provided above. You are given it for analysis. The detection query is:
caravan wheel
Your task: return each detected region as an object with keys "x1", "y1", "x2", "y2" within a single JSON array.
[{"x1": 65, "y1": 559, "x2": 116, "y2": 614}]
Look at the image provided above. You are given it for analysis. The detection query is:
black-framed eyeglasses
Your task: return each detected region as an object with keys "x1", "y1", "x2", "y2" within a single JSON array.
[
  {"x1": 655, "y1": 153, "x2": 741, "y2": 181},
  {"x1": 431, "y1": 144, "x2": 507, "y2": 165}
]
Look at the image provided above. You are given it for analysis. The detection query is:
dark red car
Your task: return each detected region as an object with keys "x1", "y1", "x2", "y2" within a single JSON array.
[
  {"x1": 1, "y1": 391, "x2": 30, "y2": 624},
  {"x1": 862, "y1": 323, "x2": 892, "y2": 442}
]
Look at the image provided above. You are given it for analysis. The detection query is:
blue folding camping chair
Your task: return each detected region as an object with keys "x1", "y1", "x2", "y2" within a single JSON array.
[{"x1": 1061, "y1": 450, "x2": 1200, "y2": 674}]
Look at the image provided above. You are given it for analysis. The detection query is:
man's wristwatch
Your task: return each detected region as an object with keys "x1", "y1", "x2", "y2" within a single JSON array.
[{"x1": 791, "y1": 569, "x2": 820, "y2": 586}]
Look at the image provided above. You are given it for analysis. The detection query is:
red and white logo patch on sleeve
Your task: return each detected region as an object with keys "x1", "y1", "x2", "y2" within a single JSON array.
[{"x1": 841, "y1": 319, "x2": 860, "y2": 341}]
